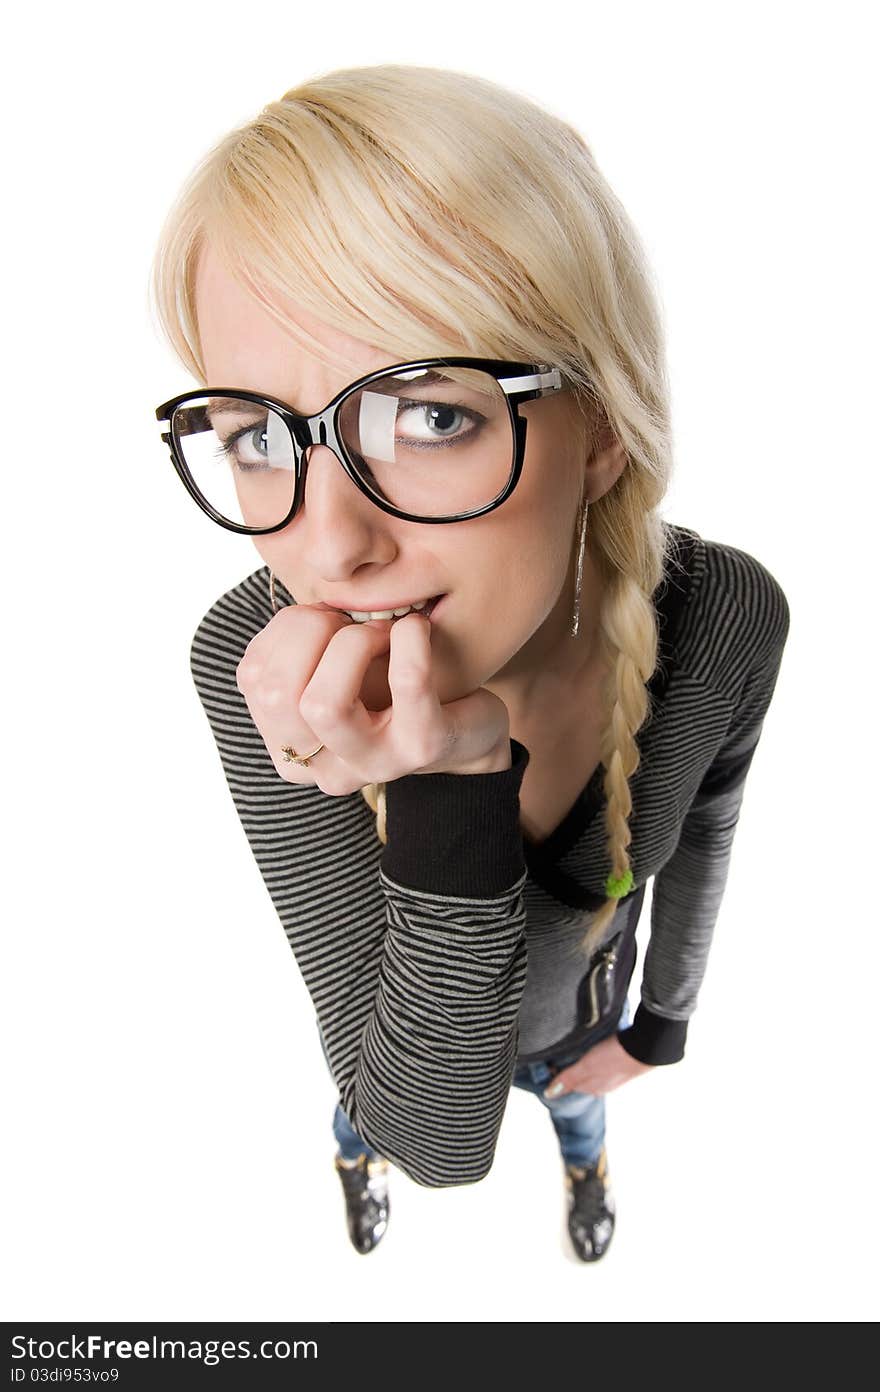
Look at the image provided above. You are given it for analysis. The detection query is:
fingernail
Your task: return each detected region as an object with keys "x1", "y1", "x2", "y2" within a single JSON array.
[{"x1": 544, "y1": 1081, "x2": 564, "y2": 1099}]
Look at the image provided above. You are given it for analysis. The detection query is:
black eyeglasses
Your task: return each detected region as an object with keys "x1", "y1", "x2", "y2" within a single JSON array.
[{"x1": 154, "y1": 357, "x2": 566, "y2": 532}]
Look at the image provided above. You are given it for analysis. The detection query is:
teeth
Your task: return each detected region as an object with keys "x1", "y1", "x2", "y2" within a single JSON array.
[{"x1": 345, "y1": 599, "x2": 430, "y2": 622}]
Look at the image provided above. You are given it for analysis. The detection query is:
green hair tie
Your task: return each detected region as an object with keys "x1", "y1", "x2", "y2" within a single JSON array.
[{"x1": 605, "y1": 868, "x2": 634, "y2": 899}]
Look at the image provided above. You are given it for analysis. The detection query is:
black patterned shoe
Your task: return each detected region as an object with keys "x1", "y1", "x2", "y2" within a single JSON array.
[
  {"x1": 564, "y1": 1147, "x2": 616, "y2": 1262},
  {"x1": 334, "y1": 1151, "x2": 390, "y2": 1255}
]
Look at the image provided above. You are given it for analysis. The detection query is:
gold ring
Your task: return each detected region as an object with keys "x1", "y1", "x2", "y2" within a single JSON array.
[{"x1": 280, "y1": 743, "x2": 325, "y2": 767}]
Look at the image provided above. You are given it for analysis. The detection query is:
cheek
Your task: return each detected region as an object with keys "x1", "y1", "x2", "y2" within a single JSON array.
[
  {"x1": 491, "y1": 523, "x2": 572, "y2": 614},
  {"x1": 253, "y1": 539, "x2": 294, "y2": 588}
]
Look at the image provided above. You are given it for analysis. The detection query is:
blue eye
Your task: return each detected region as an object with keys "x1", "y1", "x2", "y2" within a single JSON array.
[
  {"x1": 215, "y1": 422, "x2": 270, "y2": 471},
  {"x1": 395, "y1": 399, "x2": 485, "y2": 449}
]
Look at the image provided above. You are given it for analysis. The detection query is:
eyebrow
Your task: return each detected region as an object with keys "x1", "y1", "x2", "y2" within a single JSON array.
[
  {"x1": 203, "y1": 370, "x2": 451, "y2": 421},
  {"x1": 205, "y1": 397, "x2": 265, "y2": 417}
]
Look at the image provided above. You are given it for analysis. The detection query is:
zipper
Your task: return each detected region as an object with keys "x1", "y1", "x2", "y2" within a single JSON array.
[{"x1": 584, "y1": 937, "x2": 621, "y2": 1029}]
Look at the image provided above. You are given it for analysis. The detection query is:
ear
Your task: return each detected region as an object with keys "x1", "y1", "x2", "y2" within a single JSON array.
[{"x1": 585, "y1": 417, "x2": 628, "y2": 502}]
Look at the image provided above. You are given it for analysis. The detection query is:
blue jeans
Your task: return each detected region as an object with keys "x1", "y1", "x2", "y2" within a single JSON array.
[{"x1": 319, "y1": 995, "x2": 632, "y2": 1170}]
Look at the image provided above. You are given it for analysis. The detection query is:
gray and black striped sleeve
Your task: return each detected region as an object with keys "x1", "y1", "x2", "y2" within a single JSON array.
[
  {"x1": 343, "y1": 749, "x2": 532, "y2": 1187},
  {"x1": 617, "y1": 555, "x2": 791, "y2": 1065},
  {"x1": 188, "y1": 585, "x2": 532, "y2": 1187}
]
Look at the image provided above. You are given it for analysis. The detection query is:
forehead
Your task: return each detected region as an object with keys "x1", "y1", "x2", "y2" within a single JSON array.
[{"x1": 193, "y1": 241, "x2": 393, "y2": 393}]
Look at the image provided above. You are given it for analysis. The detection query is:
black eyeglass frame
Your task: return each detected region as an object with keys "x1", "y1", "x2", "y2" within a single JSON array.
[{"x1": 155, "y1": 357, "x2": 567, "y2": 533}]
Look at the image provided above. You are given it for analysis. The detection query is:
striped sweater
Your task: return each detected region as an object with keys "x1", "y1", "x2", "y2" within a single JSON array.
[{"x1": 188, "y1": 523, "x2": 790, "y2": 1187}]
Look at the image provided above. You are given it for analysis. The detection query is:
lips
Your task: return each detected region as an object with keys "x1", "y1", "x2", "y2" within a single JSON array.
[
  {"x1": 355, "y1": 594, "x2": 446, "y2": 624},
  {"x1": 316, "y1": 594, "x2": 445, "y2": 620},
  {"x1": 419, "y1": 595, "x2": 444, "y2": 621}
]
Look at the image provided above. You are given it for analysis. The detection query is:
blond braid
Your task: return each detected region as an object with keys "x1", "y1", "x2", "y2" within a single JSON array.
[
  {"x1": 360, "y1": 780, "x2": 388, "y2": 846},
  {"x1": 578, "y1": 569, "x2": 659, "y2": 958}
]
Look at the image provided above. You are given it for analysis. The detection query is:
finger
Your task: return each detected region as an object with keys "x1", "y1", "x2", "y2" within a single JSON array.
[
  {"x1": 543, "y1": 1074, "x2": 570, "y2": 1100},
  {"x1": 544, "y1": 1065, "x2": 597, "y2": 1099},
  {"x1": 298, "y1": 618, "x2": 400, "y2": 773},
  {"x1": 237, "y1": 606, "x2": 352, "y2": 782},
  {"x1": 384, "y1": 611, "x2": 447, "y2": 769}
]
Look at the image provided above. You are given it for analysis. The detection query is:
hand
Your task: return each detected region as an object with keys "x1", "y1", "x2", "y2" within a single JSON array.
[
  {"x1": 543, "y1": 1033, "x2": 655, "y2": 1099},
  {"x1": 235, "y1": 604, "x2": 512, "y2": 794}
]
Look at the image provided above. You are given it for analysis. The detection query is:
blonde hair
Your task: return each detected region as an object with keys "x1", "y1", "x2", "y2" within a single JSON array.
[{"x1": 150, "y1": 63, "x2": 676, "y2": 958}]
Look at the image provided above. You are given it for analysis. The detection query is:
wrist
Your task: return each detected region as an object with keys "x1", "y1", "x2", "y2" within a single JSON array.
[{"x1": 448, "y1": 740, "x2": 513, "y2": 775}]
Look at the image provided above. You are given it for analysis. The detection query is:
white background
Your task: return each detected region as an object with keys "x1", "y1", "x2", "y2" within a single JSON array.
[{"x1": 3, "y1": 0, "x2": 877, "y2": 1324}]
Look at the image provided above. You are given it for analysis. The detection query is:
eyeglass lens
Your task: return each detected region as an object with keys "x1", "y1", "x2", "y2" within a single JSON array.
[{"x1": 170, "y1": 365, "x2": 516, "y2": 527}]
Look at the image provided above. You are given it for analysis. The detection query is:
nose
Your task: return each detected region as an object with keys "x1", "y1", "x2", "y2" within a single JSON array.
[
  {"x1": 289, "y1": 441, "x2": 394, "y2": 576},
  {"x1": 299, "y1": 441, "x2": 371, "y2": 514}
]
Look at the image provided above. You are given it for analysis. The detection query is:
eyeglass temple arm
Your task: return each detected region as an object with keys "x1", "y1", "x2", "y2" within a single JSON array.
[{"x1": 497, "y1": 366, "x2": 563, "y2": 402}]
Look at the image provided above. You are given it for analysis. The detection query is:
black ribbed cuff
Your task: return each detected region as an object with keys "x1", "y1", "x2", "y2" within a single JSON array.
[
  {"x1": 617, "y1": 1002, "x2": 688, "y2": 1065},
  {"x1": 380, "y1": 738, "x2": 530, "y2": 897}
]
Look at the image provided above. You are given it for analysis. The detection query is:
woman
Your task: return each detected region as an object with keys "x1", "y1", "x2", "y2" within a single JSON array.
[{"x1": 150, "y1": 64, "x2": 790, "y2": 1263}]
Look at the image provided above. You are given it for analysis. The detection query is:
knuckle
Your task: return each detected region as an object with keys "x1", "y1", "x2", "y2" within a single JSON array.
[
  {"x1": 259, "y1": 683, "x2": 294, "y2": 714},
  {"x1": 298, "y1": 693, "x2": 336, "y2": 726},
  {"x1": 236, "y1": 654, "x2": 260, "y2": 689}
]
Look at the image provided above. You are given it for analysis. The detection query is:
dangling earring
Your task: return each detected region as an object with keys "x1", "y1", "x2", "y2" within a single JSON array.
[{"x1": 570, "y1": 490, "x2": 590, "y2": 638}]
